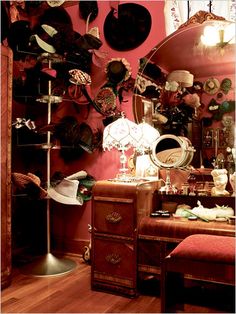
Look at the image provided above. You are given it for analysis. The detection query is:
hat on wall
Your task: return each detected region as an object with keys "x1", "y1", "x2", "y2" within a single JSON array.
[
  {"x1": 48, "y1": 170, "x2": 87, "y2": 205},
  {"x1": 203, "y1": 78, "x2": 220, "y2": 95},
  {"x1": 12, "y1": 172, "x2": 47, "y2": 199},
  {"x1": 103, "y1": 3, "x2": 152, "y2": 51},
  {"x1": 79, "y1": 0, "x2": 98, "y2": 23},
  {"x1": 30, "y1": 24, "x2": 58, "y2": 53},
  {"x1": 105, "y1": 58, "x2": 132, "y2": 85},
  {"x1": 220, "y1": 78, "x2": 232, "y2": 94},
  {"x1": 47, "y1": 1, "x2": 65, "y2": 7}
]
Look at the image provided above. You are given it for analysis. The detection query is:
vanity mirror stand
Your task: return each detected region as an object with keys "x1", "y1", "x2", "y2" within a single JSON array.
[{"x1": 149, "y1": 134, "x2": 195, "y2": 194}]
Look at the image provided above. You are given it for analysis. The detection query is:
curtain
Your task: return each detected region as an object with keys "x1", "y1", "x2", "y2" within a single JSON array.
[{"x1": 164, "y1": 0, "x2": 236, "y2": 36}]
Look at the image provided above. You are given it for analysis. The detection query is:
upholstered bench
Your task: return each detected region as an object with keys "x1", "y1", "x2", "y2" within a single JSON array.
[{"x1": 160, "y1": 234, "x2": 235, "y2": 313}]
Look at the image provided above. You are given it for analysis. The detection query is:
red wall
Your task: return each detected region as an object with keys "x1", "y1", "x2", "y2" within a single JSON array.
[{"x1": 51, "y1": 1, "x2": 166, "y2": 252}]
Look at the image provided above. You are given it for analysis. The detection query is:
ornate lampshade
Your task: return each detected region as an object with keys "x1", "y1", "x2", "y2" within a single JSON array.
[
  {"x1": 103, "y1": 113, "x2": 142, "y2": 180},
  {"x1": 136, "y1": 121, "x2": 160, "y2": 154}
]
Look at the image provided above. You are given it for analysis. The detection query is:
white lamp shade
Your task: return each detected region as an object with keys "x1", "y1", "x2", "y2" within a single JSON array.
[
  {"x1": 103, "y1": 116, "x2": 143, "y2": 151},
  {"x1": 138, "y1": 122, "x2": 160, "y2": 150}
]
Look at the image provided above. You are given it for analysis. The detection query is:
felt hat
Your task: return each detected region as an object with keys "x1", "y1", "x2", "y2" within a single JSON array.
[
  {"x1": 79, "y1": 0, "x2": 98, "y2": 23},
  {"x1": 203, "y1": 78, "x2": 220, "y2": 95},
  {"x1": 31, "y1": 24, "x2": 58, "y2": 53},
  {"x1": 12, "y1": 172, "x2": 47, "y2": 199},
  {"x1": 48, "y1": 170, "x2": 87, "y2": 205},
  {"x1": 104, "y1": 3, "x2": 152, "y2": 51}
]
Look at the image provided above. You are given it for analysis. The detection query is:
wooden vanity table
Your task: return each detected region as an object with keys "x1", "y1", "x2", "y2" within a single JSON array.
[
  {"x1": 138, "y1": 194, "x2": 235, "y2": 281},
  {"x1": 92, "y1": 181, "x2": 235, "y2": 297}
]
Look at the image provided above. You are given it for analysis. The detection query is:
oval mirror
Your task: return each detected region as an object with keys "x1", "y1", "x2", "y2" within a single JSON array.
[{"x1": 133, "y1": 11, "x2": 235, "y2": 168}]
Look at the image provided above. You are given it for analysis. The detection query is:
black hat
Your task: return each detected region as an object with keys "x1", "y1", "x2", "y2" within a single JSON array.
[
  {"x1": 104, "y1": 3, "x2": 151, "y2": 51},
  {"x1": 79, "y1": 0, "x2": 98, "y2": 23},
  {"x1": 7, "y1": 20, "x2": 32, "y2": 60}
]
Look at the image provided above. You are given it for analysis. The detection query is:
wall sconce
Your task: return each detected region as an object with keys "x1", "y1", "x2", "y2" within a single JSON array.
[
  {"x1": 103, "y1": 113, "x2": 142, "y2": 181},
  {"x1": 201, "y1": 22, "x2": 235, "y2": 48}
]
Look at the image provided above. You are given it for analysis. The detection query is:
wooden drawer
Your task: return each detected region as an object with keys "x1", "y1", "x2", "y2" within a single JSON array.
[
  {"x1": 93, "y1": 198, "x2": 135, "y2": 236},
  {"x1": 92, "y1": 237, "x2": 136, "y2": 282}
]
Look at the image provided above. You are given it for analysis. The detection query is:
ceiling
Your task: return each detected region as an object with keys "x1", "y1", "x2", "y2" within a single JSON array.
[{"x1": 145, "y1": 20, "x2": 235, "y2": 78}]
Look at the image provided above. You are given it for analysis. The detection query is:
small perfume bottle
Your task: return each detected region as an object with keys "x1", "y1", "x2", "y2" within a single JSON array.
[{"x1": 187, "y1": 173, "x2": 197, "y2": 195}]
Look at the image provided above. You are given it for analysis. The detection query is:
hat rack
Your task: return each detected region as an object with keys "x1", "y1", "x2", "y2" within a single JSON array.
[{"x1": 20, "y1": 53, "x2": 77, "y2": 277}]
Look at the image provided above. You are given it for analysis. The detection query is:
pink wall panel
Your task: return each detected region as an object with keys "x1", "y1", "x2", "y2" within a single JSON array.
[{"x1": 51, "y1": 1, "x2": 166, "y2": 245}]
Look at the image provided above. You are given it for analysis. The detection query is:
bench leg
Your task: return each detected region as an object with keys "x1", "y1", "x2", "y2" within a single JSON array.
[{"x1": 161, "y1": 262, "x2": 185, "y2": 312}]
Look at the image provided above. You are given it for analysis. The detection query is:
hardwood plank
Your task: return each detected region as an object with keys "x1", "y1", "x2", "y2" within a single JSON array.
[{"x1": 1, "y1": 256, "x2": 234, "y2": 313}]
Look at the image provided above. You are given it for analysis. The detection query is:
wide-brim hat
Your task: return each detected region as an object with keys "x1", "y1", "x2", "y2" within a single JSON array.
[
  {"x1": 48, "y1": 170, "x2": 87, "y2": 205},
  {"x1": 104, "y1": 3, "x2": 152, "y2": 51},
  {"x1": 79, "y1": 0, "x2": 98, "y2": 23},
  {"x1": 31, "y1": 24, "x2": 58, "y2": 53},
  {"x1": 203, "y1": 78, "x2": 220, "y2": 95},
  {"x1": 12, "y1": 172, "x2": 47, "y2": 199},
  {"x1": 48, "y1": 179, "x2": 82, "y2": 205}
]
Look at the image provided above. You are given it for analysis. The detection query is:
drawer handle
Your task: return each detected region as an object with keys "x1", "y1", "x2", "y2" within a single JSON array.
[
  {"x1": 105, "y1": 253, "x2": 121, "y2": 265},
  {"x1": 105, "y1": 211, "x2": 122, "y2": 224}
]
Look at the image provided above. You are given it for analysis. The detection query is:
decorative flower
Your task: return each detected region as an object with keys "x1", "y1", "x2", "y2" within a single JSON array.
[
  {"x1": 164, "y1": 80, "x2": 179, "y2": 92},
  {"x1": 105, "y1": 57, "x2": 132, "y2": 83}
]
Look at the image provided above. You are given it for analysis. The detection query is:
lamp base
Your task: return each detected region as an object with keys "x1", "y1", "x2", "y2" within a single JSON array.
[{"x1": 19, "y1": 253, "x2": 77, "y2": 277}]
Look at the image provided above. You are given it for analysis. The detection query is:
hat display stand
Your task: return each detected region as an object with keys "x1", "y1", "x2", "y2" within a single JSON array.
[{"x1": 20, "y1": 54, "x2": 76, "y2": 277}]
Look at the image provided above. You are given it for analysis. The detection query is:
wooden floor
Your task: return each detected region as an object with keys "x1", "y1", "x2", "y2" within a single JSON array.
[{"x1": 1, "y1": 256, "x2": 235, "y2": 313}]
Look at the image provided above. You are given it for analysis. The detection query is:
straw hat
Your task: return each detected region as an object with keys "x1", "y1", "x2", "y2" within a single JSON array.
[{"x1": 12, "y1": 172, "x2": 47, "y2": 199}]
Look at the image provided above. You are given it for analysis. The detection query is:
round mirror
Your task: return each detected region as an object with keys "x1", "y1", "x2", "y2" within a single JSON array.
[{"x1": 150, "y1": 134, "x2": 195, "y2": 169}]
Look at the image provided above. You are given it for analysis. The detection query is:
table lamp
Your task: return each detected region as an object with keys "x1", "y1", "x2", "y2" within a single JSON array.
[{"x1": 103, "y1": 113, "x2": 142, "y2": 181}]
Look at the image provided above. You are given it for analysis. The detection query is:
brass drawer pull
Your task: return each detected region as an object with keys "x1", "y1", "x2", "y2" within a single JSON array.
[
  {"x1": 105, "y1": 211, "x2": 122, "y2": 224},
  {"x1": 105, "y1": 253, "x2": 121, "y2": 265}
]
